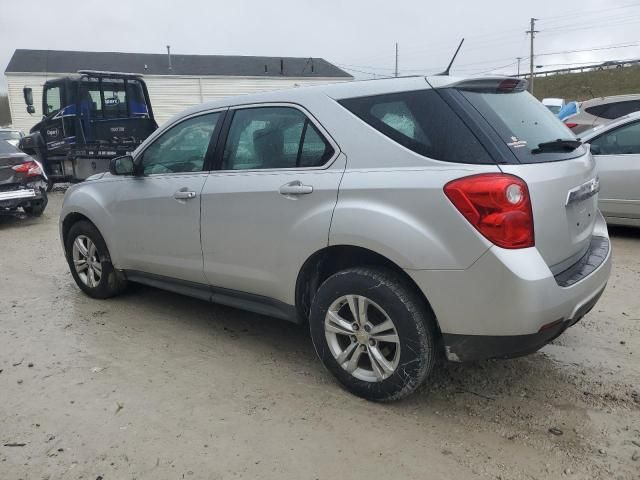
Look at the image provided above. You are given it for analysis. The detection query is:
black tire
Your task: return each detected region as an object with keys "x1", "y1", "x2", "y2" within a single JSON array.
[
  {"x1": 23, "y1": 191, "x2": 48, "y2": 217},
  {"x1": 46, "y1": 178, "x2": 54, "y2": 192},
  {"x1": 64, "y1": 220, "x2": 127, "y2": 299},
  {"x1": 309, "y1": 267, "x2": 437, "y2": 402}
]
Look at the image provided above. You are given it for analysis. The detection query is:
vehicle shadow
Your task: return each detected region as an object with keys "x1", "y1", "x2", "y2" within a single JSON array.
[
  {"x1": 608, "y1": 225, "x2": 640, "y2": 239},
  {"x1": 81, "y1": 283, "x2": 600, "y2": 416},
  {"x1": 0, "y1": 212, "x2": 45, "y2": 230}
]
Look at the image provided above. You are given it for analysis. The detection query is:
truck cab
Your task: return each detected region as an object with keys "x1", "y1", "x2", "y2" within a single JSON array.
[{"x1": 20, "y1": 71, "x2": 157, "y2": 186}]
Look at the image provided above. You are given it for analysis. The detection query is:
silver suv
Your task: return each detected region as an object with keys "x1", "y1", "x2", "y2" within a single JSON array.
[{"x1": 60, "y1": 76, "x2": 611, "y2": 401}]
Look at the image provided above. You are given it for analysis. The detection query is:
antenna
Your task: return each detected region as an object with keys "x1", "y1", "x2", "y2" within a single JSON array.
[{"x1": 437, "y1": 38, "x2": 464, "y2": 76}]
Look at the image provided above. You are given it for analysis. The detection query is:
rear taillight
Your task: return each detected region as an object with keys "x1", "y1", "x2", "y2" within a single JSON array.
[
  {"x1": 12, "y1": 160, "x2": 43, "y2": 178},
  {"x1": 565, "y1": 122, "x2": 578, "y2": 129},
  {"x1": 444, "y1": 173, "x2": 534, "y2": 249}
]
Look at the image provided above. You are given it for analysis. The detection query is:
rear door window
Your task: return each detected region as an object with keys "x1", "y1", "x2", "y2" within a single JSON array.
[
  {"x1": 459, "y1": 89, "x2": 585, "y2": 163},
  {"x1": 221, "y1": 107, "x2": 334, "y2": 170},
  {"x1": 339, "y1": 90, "x2": 492, "y2": 164}
]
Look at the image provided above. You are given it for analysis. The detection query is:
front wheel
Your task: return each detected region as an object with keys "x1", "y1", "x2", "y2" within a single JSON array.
[
  {"x1": 64, "y1": 220, "x2": 127, "y2": 299},
  {"x1": 309, "y1": 267, "x2": 437, "y2": 401}
]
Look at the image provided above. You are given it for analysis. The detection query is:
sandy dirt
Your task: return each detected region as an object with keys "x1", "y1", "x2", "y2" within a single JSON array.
[{"x1": 1, "y1": 192, "x2": 639, "y2": 480}]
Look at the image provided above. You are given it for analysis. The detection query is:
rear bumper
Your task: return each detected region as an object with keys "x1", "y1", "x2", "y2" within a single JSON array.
[
  {"x1": 0, "y1": 183, "x2": 46, "y2": 210},
  {"x1": 406, "y1": 212, "x2": 611, "y2": 362},
  {"x1": 441, "y1": 285, "x2": 605, "y2": 362}
]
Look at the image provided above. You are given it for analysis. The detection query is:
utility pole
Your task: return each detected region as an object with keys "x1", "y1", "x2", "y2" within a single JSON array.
[
  {"x1": 516, "y1": 57, "x2": 522, "y2": 76},
  {"x1": 395, "y1": 42, "x2": 399, "y2": 77},
  {"x1": 526, "y1": 18, "x2": 538, "y2": 94}
]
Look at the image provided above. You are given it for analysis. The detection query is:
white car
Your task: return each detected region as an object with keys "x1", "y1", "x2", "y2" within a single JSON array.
[
  {"x1": 542, "y1": 98, "x2": 565, "y2": 114},
  {"x1": 582, "y1": 112, "x2": 640, "y2": 226}
]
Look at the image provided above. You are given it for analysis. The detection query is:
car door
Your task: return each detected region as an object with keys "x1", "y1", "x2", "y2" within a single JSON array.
[
  {"x1": 200, "y1": 104, "x2": 345, "y2": 305},
  {"x1": 589, "y1": 120, "x2": 640, "y2": 220},
  {"x1": 106, "y1": 110, "x2": 224, "y2": 283}
]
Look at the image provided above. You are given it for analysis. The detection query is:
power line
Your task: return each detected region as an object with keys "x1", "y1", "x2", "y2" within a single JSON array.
[{"x1": 538, "y1": 1, "x2": 640, "y2": 22}]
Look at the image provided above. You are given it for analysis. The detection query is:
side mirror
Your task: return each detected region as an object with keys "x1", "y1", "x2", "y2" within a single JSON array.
[
  {"x1": 23, "y1": 87, "x2": 34, "y2": 107},
  {"x1": 109, "y1": 155, "x2": 136, "y2": 176},
  {"x1": 26, "y1": 105, "x2": 36, "y2": 114}
]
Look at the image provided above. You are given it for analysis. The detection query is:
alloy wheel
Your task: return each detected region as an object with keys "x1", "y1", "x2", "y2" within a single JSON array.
[
  {"x1": 72, "y1": 235, "x2": 102, "y2": 288},
  {"x1": 324, "y1": 295, "x2": 401, "y2": 382}
]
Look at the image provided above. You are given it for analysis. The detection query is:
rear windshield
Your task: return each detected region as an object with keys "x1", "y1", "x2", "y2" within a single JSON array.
[
  {"x1": 460, "y1": 89, "x2": 586, "y2": 163},
  {"x1": 0, "y1": 131, "x2": 21, "y2": 141},
  {"x1": 585, "y1": 100, "x2": 640, "y2": 120},
  {"x1": 0, "y1": 140, "x2": 20, "y2": 154},
  {"x1": 339, "y1": 89, "x2": 493, "y2": 164}
]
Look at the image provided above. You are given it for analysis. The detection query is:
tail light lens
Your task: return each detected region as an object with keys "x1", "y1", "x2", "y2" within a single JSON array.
[
  {"x1": 565, "y1": 122, "x2": 578, "y2": 129},
  {"x1": 444, "y1": 173, "x2": 534, "y2": 249},
  {"x1": 12, "y1": 160, "x2": 43, "y2": 178}
]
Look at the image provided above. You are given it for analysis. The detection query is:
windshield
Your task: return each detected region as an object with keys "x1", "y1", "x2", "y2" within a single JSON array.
[{"x1": 460, "y1": 89, "x2": 585, "y2": 163}]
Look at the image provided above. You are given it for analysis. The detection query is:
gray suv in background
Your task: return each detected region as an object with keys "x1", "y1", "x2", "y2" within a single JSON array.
[{"x1": 60, "y1": 76, "x2": 611, "y2": 401}]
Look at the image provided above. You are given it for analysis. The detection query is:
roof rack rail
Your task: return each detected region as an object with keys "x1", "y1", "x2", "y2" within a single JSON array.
[{"x1": 77, "y1": 70, "x2": 144, "y2": 78}]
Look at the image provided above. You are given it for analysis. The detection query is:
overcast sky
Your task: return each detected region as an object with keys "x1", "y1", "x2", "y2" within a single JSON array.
[{"x1": 2, "y1": 0, "x2": 640, "y2": 93}]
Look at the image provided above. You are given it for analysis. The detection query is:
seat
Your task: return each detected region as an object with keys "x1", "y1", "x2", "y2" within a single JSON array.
[{"x1": 253, "y1": 127, "x2": 286, "y2": 169}]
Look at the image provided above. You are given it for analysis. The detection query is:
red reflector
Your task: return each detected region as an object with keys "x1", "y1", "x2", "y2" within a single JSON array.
[
  {"x1": 538, "y1": 319, "x2": 563, "y2": 332},
  {"x1": 11, "y1": 160, "x2": 42, "y2": 177},
  {"x1": 565, "y1": 122, "x2": 578, "y2": 129},
  {"x1": 444, "y1": 173, "x2": 535, "y2": 249}
]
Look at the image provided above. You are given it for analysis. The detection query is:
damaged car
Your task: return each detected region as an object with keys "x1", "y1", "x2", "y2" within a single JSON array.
[{"x1": 0, "y1": 140, "x2": 48, "y2": 216}]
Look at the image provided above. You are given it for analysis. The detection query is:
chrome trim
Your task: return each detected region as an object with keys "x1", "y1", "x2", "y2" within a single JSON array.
[
  {"x1": 0, "y1": 189, "x2": 37, "y2": 201},
  {"x1": 566, "y1": 176, "x2": 600, "y2": 206}
]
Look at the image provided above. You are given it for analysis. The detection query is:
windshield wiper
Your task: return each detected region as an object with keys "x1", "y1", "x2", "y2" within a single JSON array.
[{"x1": 532, "y1": 139, "x2": 582, "y2": 154}]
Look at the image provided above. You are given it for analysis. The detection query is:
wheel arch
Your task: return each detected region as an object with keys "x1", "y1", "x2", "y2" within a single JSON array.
[
  {"x1": 60, "y1": 211, "x2": 116, "y2": 264},
  {"x1": 294, "y1": 244, "x2": 441, "y2": 334}
]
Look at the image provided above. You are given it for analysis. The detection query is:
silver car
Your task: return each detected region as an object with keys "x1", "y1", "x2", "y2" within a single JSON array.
[
  {"x1": 565, "y1": 94, "x2": 640, "y2": 134},
  {"x1": 582, "y1": 112, "x2": 640, "y2": 227},
  {"x1": 60, "y1": 76, "x2": 611, "y2": 401}
]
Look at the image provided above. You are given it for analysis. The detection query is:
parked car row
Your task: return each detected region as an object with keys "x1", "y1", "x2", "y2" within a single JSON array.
[{"x1": 59, "y1": 76, "x2": 611, "y2": 401}]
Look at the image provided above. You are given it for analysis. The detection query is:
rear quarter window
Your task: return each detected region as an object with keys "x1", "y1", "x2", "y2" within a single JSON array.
[{"x1": 338, "y1": 89, "x2": 493, "y2": 164}]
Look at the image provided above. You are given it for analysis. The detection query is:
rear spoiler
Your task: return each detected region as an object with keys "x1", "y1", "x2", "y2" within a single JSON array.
[{"x1": 450, "y1": 77, "x2": 529, "y2": 93}]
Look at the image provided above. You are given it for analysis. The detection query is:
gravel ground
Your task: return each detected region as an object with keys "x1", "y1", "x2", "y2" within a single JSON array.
[{"x1": 1, "y1": 192, "x2": 639, "y2": 480}]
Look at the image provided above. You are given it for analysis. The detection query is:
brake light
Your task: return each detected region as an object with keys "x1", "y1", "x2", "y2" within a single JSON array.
[
  {"x1": 444, "y1": 173, "x2": 534, "y2": 249},
  {"x1": 565, "y1": 122, "x2": 578, "y2": 129},
  {"x1": 12, "y1": 160, "x2": 43, "y2": 178}
]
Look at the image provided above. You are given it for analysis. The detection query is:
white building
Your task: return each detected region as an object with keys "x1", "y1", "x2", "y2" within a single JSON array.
[{"x1": 4, "y1": 49, "x2": 352, "y2": 133}]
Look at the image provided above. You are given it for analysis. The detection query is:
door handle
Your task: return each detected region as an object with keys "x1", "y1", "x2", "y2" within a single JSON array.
[
  {"x1": 174, "y1": 190, "x2": 197, "y2": 200},
  {"x1": 279, "y1": 181, "x2": 313, "y2": 196}
]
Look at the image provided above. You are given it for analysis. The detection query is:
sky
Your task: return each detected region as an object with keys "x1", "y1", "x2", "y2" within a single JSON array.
[{"x1": 2, "y1": 0, "x2": 640, "y2": 93}]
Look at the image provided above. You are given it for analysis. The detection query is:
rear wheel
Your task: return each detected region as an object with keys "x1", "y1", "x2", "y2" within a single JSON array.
[
  {"x1": 309, "y1": 267, "x2": 437, "y2": 401},
  {"x1": 65, "y1": 220, "x2": 127, "y2": 299}
]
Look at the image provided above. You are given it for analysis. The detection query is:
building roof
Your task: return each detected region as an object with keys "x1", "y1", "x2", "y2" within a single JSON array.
[{"x1": 5, "y1": 49, "x2": 352, "y2": 79}]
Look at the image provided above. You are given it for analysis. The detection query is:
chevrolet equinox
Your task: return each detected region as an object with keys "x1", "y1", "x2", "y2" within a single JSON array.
[{"x1": 60, "y1": 76, "x2": 611, "y2": 401}]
